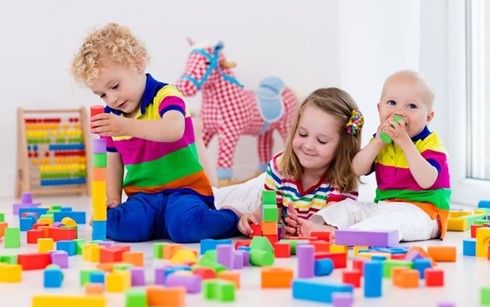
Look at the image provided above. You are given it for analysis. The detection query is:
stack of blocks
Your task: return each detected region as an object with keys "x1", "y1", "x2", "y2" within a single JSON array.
[
  {"x1": 261, "y1": 190, "x2": 278, "y2": 244},
  {"x1": 90, "y1": 106, "x2": 107, "y2": 241}
]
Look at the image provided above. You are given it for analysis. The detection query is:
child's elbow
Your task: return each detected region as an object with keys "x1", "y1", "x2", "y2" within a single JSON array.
[{"x1": 168, "y1": 125, "x2": 185, "y2": 142}]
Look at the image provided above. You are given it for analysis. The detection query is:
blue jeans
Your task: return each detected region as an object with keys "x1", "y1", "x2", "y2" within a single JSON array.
[{"x1": 106, "y1": 191, "x2": 239, "y2": 243}]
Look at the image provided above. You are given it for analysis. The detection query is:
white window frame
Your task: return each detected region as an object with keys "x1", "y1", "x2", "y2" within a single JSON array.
[{"x1": 448, "y1": 0, "x2": 490, "y2": 206}]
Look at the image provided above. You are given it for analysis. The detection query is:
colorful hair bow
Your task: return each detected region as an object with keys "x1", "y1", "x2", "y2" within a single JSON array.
[{"x1": 345, "y1": 109, "x2": 364, "y2": 136}]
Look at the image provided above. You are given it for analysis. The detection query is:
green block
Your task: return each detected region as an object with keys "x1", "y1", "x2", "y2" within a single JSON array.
[
  {"x1": 4, "y1": 228, "x2": 20, "y2": 248},
  {"x1": 481, "y1": 287, "x2": 490, "y2": 305},
  {"x1": 262, "y1": 204, "x2": 278, "y2": 222},
  {"x1": 203, "y1": 280, "x2": 218, "y2": 300},
  {"x1": 93, "y1": 153, "x2": 107, "y2": 167},
  {"x1": 0, "y1": 255, "x2": 17, "y2": 264},
  {"x1": 125, "y1": 288, "x2": 147, "y2": 307},
  {"x1": 153, "y1": 242, "x2": 166, "y2": 259},
  {"x1": 474, "y1": 219, "x2": 489, "y2": 225},
  {"x1": 0, "y1": 213, "x2": 4, "y2": 222},
  {"x1": 249, "y1": 249, "x2": 274, "y2": 267},
  {"x1": 262, "y1": 190, "x2": 276, "y2": 205},
  {"x1": 249, "y1": 236, "x2": 274, "y2": 253},
  {"x1": 73, "y1": 239, "x2": 86, "y2": 255},
  {"x1": 382, "y1": 260, "x2": 413, "y2": 278},
  {"x1": 199, "y1": 258, "x2": 227, "y2": 273},
  {"x1": 80, "y1": 269, "x2": 98, "y2": 286},
  {"x1": 216, "y1": 280, "x2": 235, "y2": 302}
]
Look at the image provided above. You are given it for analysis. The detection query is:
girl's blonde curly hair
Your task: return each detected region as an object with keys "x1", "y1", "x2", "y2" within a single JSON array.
[{"x1": 71, "y1": 23, "x2": 148, "y2": 86}]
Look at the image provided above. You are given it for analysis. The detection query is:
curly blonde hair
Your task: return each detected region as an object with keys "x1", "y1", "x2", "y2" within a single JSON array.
[
  {"x1": 280, "y1": 88, "x2": 362, "y2": 193},
  {"x1": 71, "y1": 23, "x2": 148, "y2": 86}
]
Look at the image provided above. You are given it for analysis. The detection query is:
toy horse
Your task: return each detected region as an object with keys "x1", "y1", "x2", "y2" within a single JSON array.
[{"x1": 176, "y1": 40, "x2": 298, "y2": 184}]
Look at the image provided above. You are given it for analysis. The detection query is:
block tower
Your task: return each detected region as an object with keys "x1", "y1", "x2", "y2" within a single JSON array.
[
  {"x1": 261, "y1": 190, "x2": 278, "y2": 244},
  {"x1": 90, "y1": 106, "x2": 107, "y2": 241}
]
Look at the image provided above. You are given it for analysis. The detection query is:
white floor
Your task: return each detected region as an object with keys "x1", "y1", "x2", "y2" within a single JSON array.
[{"x1": 0, "y1": 195, "x2": 487, "y2": 307}]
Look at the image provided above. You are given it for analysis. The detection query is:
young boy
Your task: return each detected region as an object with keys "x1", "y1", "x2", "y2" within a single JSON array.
[
  {"x1": 289, "y1": 70, "x2": 451, "y2": 242},
  {"x1": 71, "y1": 23, "x2": 240, "y2": 243}
]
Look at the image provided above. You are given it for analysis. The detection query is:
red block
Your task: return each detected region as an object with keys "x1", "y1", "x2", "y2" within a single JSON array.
[
  {"x1": 273, "y1": 242, "x2": 291, "y2": 258},
  {"x1": 48, "y1": 227, "x2": 77, "y2": 241},
  {"x1": 234, "y1": 239, "x2": 251, "y2": 250},
  {"x1": 314, "y1": 252, "x2": 347, "y2": 268},
  {"x1": 17, "y1": 253, "x2": 51, "y2": 270},
  {"x1": 425, "y1": 268, "x2": 444, "y2": 287},
  {"x1": 100, "y1": 245, "x2": 130, "y2": 263},
  {"x1": 250, "y1": 223, "x2": 262, "y2": 237},
  {"x1": 193, "y1": 267, "x2": 216, "y2": 280},
  {"x1": 311, "y1": 231, "x2": 331, "y2": 242},
  {"x1": 265, "y1": 234, "x2": 278, "y2": 245},
  {"x1": 352, "y1": 258, "x2": 367, "y2": 275},
  {"x1": 471, "y1": 224, "x2": 486, "y2": 238},
  {"x1": 26, "y1": 229, "x2": 46, "y2": 244},
  {"x1": 391, "y1": 254, "x2": 407, "y2": 260},
  {"x1": 342, "y1": 269, "x2": 362, "y2": 288},
  {"x1": 309, "y1": 240, "x2": 330, "y2": 253}
]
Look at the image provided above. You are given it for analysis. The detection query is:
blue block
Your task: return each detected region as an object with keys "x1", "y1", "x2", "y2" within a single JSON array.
[
  {"x1": 364, "y1": 261, "x2": 383, "y2": 297},
  {"x1": 19, "y1": 216, "x2": 36, "y2": 231},
  {"x1": 53, "y1": 211, "x2": 87, "y2": 224},
  {"x1": 413, "y1": 258, "x2": 432, "y2": 279},
  {"x1": 314, "y1": 258, "x2": 334, "y2": 276},
  {"x1": 56, "y1": 240, "x2": 76, "y2": 256},
  {"x1": 18, "y1": 207, "x2": 48, "y2": 217},
  {"x1": 92, "y1": 234, "x2": 106, "y2": 241},
  {"x1": 92, "y1": 221, "x2": 106, "y2": 235},
  {"x1": 463, "y1": 238, "x2": 476, "y2": 256},
  {"x1": 237, "y1": 246, "x2": 251, "y2": 252},
  {"x1": 292, "y1": 280, "x2": 353, "y2": 303},
  {"x1": 89, "y1": 271, "x2": 105, "y2": 284},
  {"x1": 478, "y1": 200, "x2": 490, "y2": 209},
  {"x1": 200, "y1": 239, "x2": 232, "y2": 254},
  {"x1": 44, "y1": 265, "x2": 63, "y2": 288}
]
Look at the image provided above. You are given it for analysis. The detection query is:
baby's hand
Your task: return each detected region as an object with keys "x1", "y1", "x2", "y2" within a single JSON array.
[
  {"x1": 237, "y1": 213, "x2": 259, "y2": 236},
  {"x1": 282, "y1": 209, "x2": 300, "y2": 238},
  {"x1": 91, "y1": 113, "x2": 128, "y2": 137},
  {"x1": 106, "y1": 199, "x2": 120, "y2": 209}
]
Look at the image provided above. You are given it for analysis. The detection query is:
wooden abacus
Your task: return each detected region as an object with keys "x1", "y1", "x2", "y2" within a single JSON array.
[{"x1": 16, "y1": 107, "x2": 92, "y2": 196}]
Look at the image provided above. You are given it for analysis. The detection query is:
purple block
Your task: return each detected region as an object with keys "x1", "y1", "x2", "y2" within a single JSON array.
[
  {"x1": 335, "y1": 229, "x2": 399, "y2": 247},
  {"x1": 130, "y1": 267, "x2": 146, "y2": 286},
  {"x1": 154, "y1": 267, "x2": 168, "y2": 285},
  {"x1": 437, "y1": 303, "x2": 455, "y2": 307},
  {"x1": 297, "y1": 244, "x2": 315, "y2": 278},
  {"x1": 50, "y1": 251, "x2": 69, "y2": 268},
  {"x1": 233, "y1": 252, "x2": 244, "y2": 270},
  {"x1": 240, "y1": 250, "x2": 250, "y2": 266},
  {"x1": 332, "y1": 292, "x2": 353, "y2": 307},
  {"x1": 52, "y1": 222, "x2": 64, "y2": 227},
  {"x1": 165, "y1": 274, "x2": 202, "y2": 293},
  {"x1": 12, "y1": 202, "x2": 41, "y2": 215},
  {"x1": 93, "y1": 138, "x2": 106, "y2": 154},
  {"x1": 405, "y1": 251, "x2": 424, "y2": 261},
  {"x1": 216, "y1": 244, "x2": 233, "y2": 269},
  {"x1": 21, "y1": 192, "x2": 33, "y2": 204}
]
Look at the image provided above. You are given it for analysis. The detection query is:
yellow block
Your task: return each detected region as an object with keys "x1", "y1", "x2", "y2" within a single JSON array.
[
  {"x1": 38, "y1": 238, "x2": 54, "y2": 253},
  {"x1": 329, "y1": 244, "x2": 348, "y2": 253},
  {"x1": 476, "y1": 227, "x2": 490, "y2": 258},
  {"x1": 38, "y1": 217, "x2": 53, "y2": 226},
  {"x1": 82, "y1": 243, "x2": 98, "y2": 261},
  {"x1": 448, "y1": 210, "x2": 472, "y2": 218},
  {"x1": 61, "y1": 217, "x2": 77, "y2": 227},
  {"x1": 32, "y1": 295, "x2": 105, "y2": 307},
  {"x1": 353, "y1": 246, "x2": 369, "y2": 256},
  {"x1": 447, "y1": 218, "x2": 468, "y2": 231},
  {"x1": 0, "y1": 264, "x2": 22, "y2": 283},
  {"x1": 170, "y1": 248, "x2": 198, "y2": 264},
  {"x1": 92, "y1": 181, "x2": 106, "y2": 209},
  {"x1": 106, "y1": 270, "x2": 131, "y2": 293}
]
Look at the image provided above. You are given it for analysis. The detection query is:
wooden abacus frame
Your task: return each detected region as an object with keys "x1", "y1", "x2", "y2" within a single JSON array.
[{"x1": 16, "y1": 107, "x2": 92, "y2": 196}]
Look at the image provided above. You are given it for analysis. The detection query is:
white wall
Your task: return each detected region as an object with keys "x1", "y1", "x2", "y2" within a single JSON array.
[{"x1": 0, "y1": 0, "x2": 450, "y2": 199}]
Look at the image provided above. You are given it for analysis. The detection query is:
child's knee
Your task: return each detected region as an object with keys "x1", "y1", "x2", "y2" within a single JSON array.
[{"x1": 106, "y1": 208, "x2": 153, "y2": 242}]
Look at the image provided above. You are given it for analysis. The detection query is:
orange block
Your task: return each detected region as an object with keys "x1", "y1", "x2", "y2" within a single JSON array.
[
  {"x1": 147, "y1": 285, "x2": 185, "y2": 306},
  {"x1": 163, "y1": 244, "x2": 183, "y2": 260},
  {"x1": 218, "y1": 271, "x2": 240, "y2": 289},
  {"x1": 261, "y1": 267, "x2": 293, "y2": 288},
  {"x1": 0, "y1": 222, "x2": 8, "y2": 237},
  {"x1": 309, "y1": 240, "x2": 330, "y2": 253},
  {"x1": 393, "y1": 269, "x2": 419, "y2": 288},
  {"x1": 92, "y1": 167, "x2": 106, "y2": 181},
  {"x1": 427, "y1": 246, "x2": 457, "y2": 262},
  {"x1": 262, "y1": 221, "x2": 278, "y2": 235},
  {"x1": 85, "y1": 283, "x2": 104, "y2": 295},
  {"x1": 122, "y1": 251, "x2": 144, "y2": 267}
]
